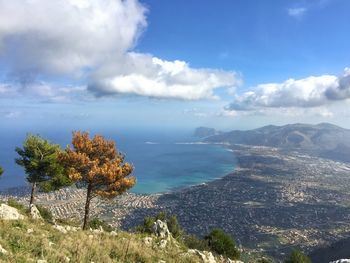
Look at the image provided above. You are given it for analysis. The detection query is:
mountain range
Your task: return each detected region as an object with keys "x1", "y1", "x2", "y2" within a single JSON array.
[{"x1": 195, "y1": 123, "x2": 350, "y2": 163}]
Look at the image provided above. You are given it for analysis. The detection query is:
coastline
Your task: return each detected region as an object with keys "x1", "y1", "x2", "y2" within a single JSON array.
[{"x1": 2, "y1": 144, "x2": 350, "y2": 260}]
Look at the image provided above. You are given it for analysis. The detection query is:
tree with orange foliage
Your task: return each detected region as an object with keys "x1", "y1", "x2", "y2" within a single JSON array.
[{"x1": 60, "y1": 131, "x2": 136, "y2": 230}]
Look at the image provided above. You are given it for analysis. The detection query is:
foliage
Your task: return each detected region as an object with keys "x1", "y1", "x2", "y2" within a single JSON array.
[
  {"x1": 0, "y1": 217, "x2": 203, "y2": 262},
  {"x1": 283, "y1": 250, "x2": 311, "y2": 263},
  {"x1": 205, "y1": 228, "x2": 240, "y2": 259},
  {"x1": 7, "y1": 198, "x2": 26, "y2": 213},
  {"x1": 36, "y1": 205, "x2": 53, "y2": 222},
  {"x1": 183, "y1": 234, "x2": 210, "y2": 251},
  {"x1": 59, "y1": 131, "x2": 136, "y2": 229},
  {"x1": 137, "y1": 212, "x2": 183, "y2": 238},
  {"x1": 15, "y1": 134, "x2": 72, "y2": 204},
  {"x1": 257, "y1": 258, "x2": 273, "y2": 263},
  {"x1": 0, "y1": 165, "x2": 3, "y2": 177},
  {"x1": 88, "y1": 218, "x2": 113, "y2": 232}
]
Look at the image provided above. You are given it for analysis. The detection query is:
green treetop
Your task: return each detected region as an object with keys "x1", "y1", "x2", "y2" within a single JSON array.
[
  {"x1": 15, "y1": 134, "x2": 72, "y2": 205},
  {"x1": 0, "y1": 165, "x2": 3, "y2": 177}
]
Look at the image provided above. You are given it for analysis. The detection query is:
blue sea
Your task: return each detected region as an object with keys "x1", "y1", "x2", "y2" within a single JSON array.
[{"x1": 0, "y1": 127, "x2": 235, "y2": 194}]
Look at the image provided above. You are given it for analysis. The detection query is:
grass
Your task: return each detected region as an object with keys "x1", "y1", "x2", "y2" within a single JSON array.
[{"x1": 0, "y1": 217, "x2": 203, "y2": 263}]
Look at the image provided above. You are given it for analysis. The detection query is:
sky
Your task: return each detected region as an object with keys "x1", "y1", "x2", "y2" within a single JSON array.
[{"x1": 0, "y1": 0, "x2": 350, "y2": 131}]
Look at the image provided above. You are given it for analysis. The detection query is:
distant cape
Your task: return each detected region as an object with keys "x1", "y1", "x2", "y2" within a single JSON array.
[{"x1": 198, "y1": 123, "x2": 350, "y2": 163}]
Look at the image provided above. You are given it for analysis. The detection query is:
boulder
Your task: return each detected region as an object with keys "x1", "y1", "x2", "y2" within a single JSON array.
[
  {"x1": 0, "y1": 244, "x2": 8, "y2": 255},
  {"x1": 186, "y1": 249, "x2": 217, "y2": 263},
  {"x1": 330, "y1": 260, "x2": 350, "y2": 263},
  {"x1": 29, "y1": 204, "x2": 42, "y2": 220},
  {"x1": 143, "y1": 237, "x2": 153, "y2": 247},
  {"x1": 152, "y1": 219, "x2": 171, "y2": 239},
  {"x1": 0, "y1": 203, "x2": 24, "y2": 220},
  {"x1": 158, "y1": 239, "x2": 167, "y2": 249}
]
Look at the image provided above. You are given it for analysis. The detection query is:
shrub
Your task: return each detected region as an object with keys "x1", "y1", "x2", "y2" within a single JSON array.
[
  {"x1": 257, "y1": 258, "x2": 273, "y2": 263},
  {"x1": 205, "y1": 228, "x2": 240, "y2": 259},
  {"x1": 88, "y1": 218, "x2": 113, "y2": 232},
  {"x1": 283, "y1": 250, "x2": 311, "y2": 263},
  {"x1": 183, "y1": 234, "x2": 209, "y2": 251},
  {"x1": 137, "y1": 212, "x2": 183, "y2": 238},
  {"x1": 7, "y1": 198, "x2": 25, "y2": 213},
  {"x1": 36, "y1": 205, "x2": 53, "y2": 222}
]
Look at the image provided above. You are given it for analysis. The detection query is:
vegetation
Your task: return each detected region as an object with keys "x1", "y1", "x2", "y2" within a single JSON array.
[
  {"x1": 15, "y1": 134, "x2": 72, "y2": 205},
  {"x1": 257, "y1": 258, "x2": 273, "y2": 263},
  {"x1": 0, "y1": 165, "x2": 3, "y2": 177},
  {"x1": 283, "y1": 250, "x2": 311, "y2": 263},
  {"x1": 7, "y1": 198, "x2": 26, "y2": 213},
  {"x1": 36, "y1": 205, "x2": 53, "y2": 222},
  {"x1": 0, "y1": 216, "x2": 203, "y2": 263},
  {"x1": 182, "y1": 234, "x2": 210, "y2": 251},
  {"x1": 59, "y1": 131, "x2": 136, "y2": 230},
  {"x1": 137, "y1": 211, "x2": 182, "y2": 238},
  {"x1": 205, "y1": 228, "x2": 240, "y2": 259},
  {"x1": 87, "y1": 217, "x2": 113, "y2": 232}
]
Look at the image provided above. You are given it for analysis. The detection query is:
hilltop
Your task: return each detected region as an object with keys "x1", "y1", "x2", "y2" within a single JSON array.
[{"x1": 202, "y1": 123, "x2": 350, "y2": 162}]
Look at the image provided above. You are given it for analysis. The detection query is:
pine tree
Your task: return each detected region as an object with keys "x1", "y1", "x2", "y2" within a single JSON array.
[
  {"x1": 15, "y1": 134, "x2": 71, "y2": 205},
  {"x1": 60, "y1": 131, "x2": 136, "y2": 230},
  {"x1": 0, "y1": 165, "x2": 3, "y2": 177}
]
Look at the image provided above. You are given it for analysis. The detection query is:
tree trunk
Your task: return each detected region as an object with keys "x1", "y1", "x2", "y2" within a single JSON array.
[
  {"x1": 82, "y1": 183, "x2": 93, "y2": 230},
  {"x1": 29, "y1": 182, "x2": 36, "y2": 205}
]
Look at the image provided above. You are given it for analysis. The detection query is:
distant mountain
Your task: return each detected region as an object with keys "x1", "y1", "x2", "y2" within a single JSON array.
[
  {"x1": 202, "y1": 123, "x2": 350, "y2": 162},
  {"x1": 193, "y1": 127, "x2": 222, "y2": 138}
]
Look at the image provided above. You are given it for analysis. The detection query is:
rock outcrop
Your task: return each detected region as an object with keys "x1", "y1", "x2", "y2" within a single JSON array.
[
  {"x1": 152, "y1": 219, "x2": 171, "y2": 239},
  {"x1": 330, "y1": 260, "x2": 350, "y2": 263},
  {"x1": 0, "y1": 203, "x2": 24, "y2": 220},
  {"x1": 29, "y1": 204, "x2": 42, "y2": 220}
]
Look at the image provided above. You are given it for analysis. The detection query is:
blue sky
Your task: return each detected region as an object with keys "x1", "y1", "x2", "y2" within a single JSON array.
[{"x1": 0, "y1": 0, "x2": 350, "y2": 131}]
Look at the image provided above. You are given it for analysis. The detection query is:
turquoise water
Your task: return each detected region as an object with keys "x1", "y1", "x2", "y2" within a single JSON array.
[{"x1": 0, "y1": 128, "x2": 235, "y2": 194}]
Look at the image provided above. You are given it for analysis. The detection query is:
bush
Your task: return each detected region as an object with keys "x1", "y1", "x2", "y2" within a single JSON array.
[
  {"x1": 36, "y1": 205, "x2": 53, "y2": 222},
  {"x1": 183, "y1": 234, "x2": 209, "y2": 251},
  {"x1": 257, "y1": 258, "x2": 273, "y2": 263},
  {"x1": 88, "y1": 218, "x2": 113, "y2": 232},
  {"x1": 137, "y1": 212, "x2": 183, "y2": 238},
  {"x1": 7, "y1": 198, "x2": 25, "y2": 213},
  {"x1": 283, "y1": 250, "x2": 311, "y2": 263},
  {"x1": 205, "y1": 228, "x2": 240, "y2": 259}
]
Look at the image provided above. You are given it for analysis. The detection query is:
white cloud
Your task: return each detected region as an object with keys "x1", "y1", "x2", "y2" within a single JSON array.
[
  {"x1": 287, "y1": 7, "x2": 307, "y2": 18},
  {"x1": 0, "y1": 0, "x2": 147, "y2": 76},
  {"x1": 227, "y1": 68, "x2": 350, "y2": 111},
  {"x1": 0, "y1": 0, "x2": 240, "y2": 101},
  {"x1": 89, "y1": 53, "x2": 241, "y2": 100}
]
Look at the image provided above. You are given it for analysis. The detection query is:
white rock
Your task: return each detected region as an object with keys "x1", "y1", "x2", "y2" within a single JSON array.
[
  {"x1": 158, "y1": 260, "x2": 166, "y2": 263},
  {"x1": 37, "y1": 260, "x2": 47, "y2": 263},
  {"x1": 143, "y1": 237, "x2": 153, "y2": 247},
  {"x1": 48, "y1": 241, "x2": 54, "y2": 247},
  {"x1": 0, "y1": 203, "x2": 24, "y2": 220},
  {"x1": 65, "y1": 257, "x2": 71, "y2": 262},
  {"x1": 158, "y1": 239, "x2": 167, "y2": 249},
  {"x1": 152, "y1": 219, "x2": 171, "y2": 239},
  {"x1": 0, "y1": 244, "x2": 8, "y2": 255},
  {"x1": 110, "y1": 231, "x2": 118, "y2": 236},
  {"x1": 53, "y1": 225, "x2": 68, "y2": 234},
  {"x1": 27, "y1": 228, "x2": 34, "y2": 234},
  {"x1": 29, "y1": 204, "x2": 42, "y2": 220},
  {"x1": 330, "y1": 260, "x2": 350, "y2": 263}
]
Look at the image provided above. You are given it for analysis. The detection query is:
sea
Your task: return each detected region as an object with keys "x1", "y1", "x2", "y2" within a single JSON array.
[{"x1": 0, "y1": 126, "x2": 235, "y2": 194}]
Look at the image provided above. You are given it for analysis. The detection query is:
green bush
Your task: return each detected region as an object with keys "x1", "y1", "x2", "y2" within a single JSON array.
[
  {"x1": 183, "y1": 234, "x2": 209, "y2": 251},
  {"x1": 88, "y1": 218, "x2": 113, "y2": 232},
  {"x1": 205, "y1": 228, "x2": 240, "y2": 259},
  {"x1": 283, "y1": 250, "x2": 311, "y2": 263},
  {"x1": 36, "y1": 205, "x2": 53, "y2": 222},
  {"x1": 137, "y1": 212, "x2": 183, "y2": 238},
  {"x1": 257, "y1": 258, "x2": 273, "y2": 263},
  {"x1": 7, "y1": 198, "x2": 26, "y2": 213}
]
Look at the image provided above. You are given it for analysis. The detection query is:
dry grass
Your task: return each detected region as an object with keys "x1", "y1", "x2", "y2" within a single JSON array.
[{"x1": 0, "y1": 218, "x2": 201, "y2": 263}]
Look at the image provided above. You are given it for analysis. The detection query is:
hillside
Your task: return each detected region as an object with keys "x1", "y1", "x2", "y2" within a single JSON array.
[{"x1": 203, "y1": 123, "x2": 350, "y2": 162}]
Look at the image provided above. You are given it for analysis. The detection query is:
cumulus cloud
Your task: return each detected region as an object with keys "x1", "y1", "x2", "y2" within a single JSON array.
[
  {"x1": 88, "y1": 53, "x2": 240, "y2": 100},
  {"x1": 227, "y1": 68, "x2": 350, "y2": 111},
  {"x1": 0, "y1": 0, "x2": 240, "y2": 100},
  {"x1": 0, "y1": 0, "x2": 147, "y2": 76}
]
